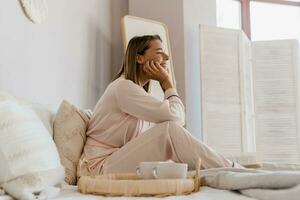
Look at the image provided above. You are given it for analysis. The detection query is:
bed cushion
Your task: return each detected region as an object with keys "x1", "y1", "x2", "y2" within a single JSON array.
[
  {"x1": 29, "y1": 103, "x2": 57, "y2": 137},
  {"x1": 0, "y1": 100, "x2": 64, "y2": 200},
  {"x1": 53, "y1": 100, "x2": 92, "y2": 185},
  {"x1": 0, "y1": 90, "x2": 57, "y2": 137}
]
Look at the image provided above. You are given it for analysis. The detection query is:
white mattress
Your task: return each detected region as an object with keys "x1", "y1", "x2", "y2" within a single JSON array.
[{"x1": 0, "y1": 185, "x2": 256, "y2": 200}]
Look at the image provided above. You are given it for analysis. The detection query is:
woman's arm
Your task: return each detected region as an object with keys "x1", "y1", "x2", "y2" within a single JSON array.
[{"x1": 115, "y1": 79, "x2": 185, "y2": 126}]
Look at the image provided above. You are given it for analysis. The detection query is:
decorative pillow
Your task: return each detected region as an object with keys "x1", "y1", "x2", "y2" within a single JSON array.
[
  {"x1": 29, "y1": 103, "x2": 57, "y2": 137},
  {"x1": 0, "y1": 100, "x2": 64, "y2": 200},
  {"x1": 0, "y1": 90, "x2": 16, "y2": 102},
  {"x1": 53, "y1": 100, "x2": 92, "y2": 185},
  {"x1": 0, "y1": 90, "x2": 56, "y2": 137}
]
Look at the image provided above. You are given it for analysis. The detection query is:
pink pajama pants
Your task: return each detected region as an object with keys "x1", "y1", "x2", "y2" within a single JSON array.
[{"x1": 101, "y1": 122, "x2": 235, "y2": 174}]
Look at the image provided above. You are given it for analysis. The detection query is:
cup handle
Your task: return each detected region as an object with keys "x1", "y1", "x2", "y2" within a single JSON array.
[
  {"x1": 152, "y1": 167, "x2": 158, "y2": 179},
  {"x1": 136, "y1": 166, "x2": 141, "y2": 177}
]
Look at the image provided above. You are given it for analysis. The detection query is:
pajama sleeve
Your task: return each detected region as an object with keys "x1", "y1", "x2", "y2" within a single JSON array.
[{"x1": 115, "y1": 79, "x2": 185, "y2": 126}]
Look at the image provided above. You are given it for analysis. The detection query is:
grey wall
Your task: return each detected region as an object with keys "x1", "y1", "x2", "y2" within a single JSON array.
[
  {"x1": 0, "y1": 0, "x2": 128, "y2": 109},
  {"x1": 111, "y1": 0, "x2": 129, "y2": 77}
]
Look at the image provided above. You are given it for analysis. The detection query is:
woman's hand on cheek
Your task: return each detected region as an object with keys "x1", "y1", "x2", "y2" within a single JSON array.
[
  {"x1": 153, "y1": 61, "x2": 169, "y2": 77},
  {"x1": 142, "y1": 60, "x2": 169, "y2": 82},
  {"x1": 142, "y1": 60, "x2": 172, "y2": 90}
]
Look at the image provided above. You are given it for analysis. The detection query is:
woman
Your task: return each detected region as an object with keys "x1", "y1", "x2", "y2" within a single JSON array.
[{"x1": 78, "y1": 35, "x2": 239, "y2": 177}]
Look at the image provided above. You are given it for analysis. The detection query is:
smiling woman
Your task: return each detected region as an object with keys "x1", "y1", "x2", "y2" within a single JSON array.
[{"x1": 76, "y1": 34, "x2": 242, "y2": 178}]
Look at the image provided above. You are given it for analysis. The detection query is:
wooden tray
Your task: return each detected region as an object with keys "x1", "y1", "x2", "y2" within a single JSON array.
[{"x1": 78, "y1": 159, "x2": 201, "y2": 197}]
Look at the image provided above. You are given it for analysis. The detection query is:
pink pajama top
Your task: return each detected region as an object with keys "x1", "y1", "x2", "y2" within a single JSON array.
[{"x1": 80, "y1": 75, "x2": 185, "y2": 175}]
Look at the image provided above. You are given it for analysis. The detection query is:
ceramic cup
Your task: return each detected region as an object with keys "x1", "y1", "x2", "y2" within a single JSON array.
[
  {"x1": 136, "y1": 161, "x2": 187, "y2": 179},
  {"x1": 136, "y1": 161, "x2": 161, "y2": 179},
  {"x1": 152, "y1": 162, "x2": 187, "y2": 179}
]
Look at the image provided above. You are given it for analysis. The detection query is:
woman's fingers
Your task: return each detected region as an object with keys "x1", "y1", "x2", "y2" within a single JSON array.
[
  {"x1": 151, "y1": 61, "x2": 164, "y2": 75},
  {"x1": 154, "y1": 61, "x2": 168, "y2": 74},
  {"x1": 147, "y1": 61, "x2": 157, "y2": 74},
  {"x1": 143, "y1": 60, "x2": 169, "y2": 81},
  {"x1": 143, "y1": 61, "x2": 155, "y2": 78},
  {"x1": 153, "y1": 61, "x2": 169, "y2": 77},
  {"x1": 152, "y1": 61, "x2": 161, "y2": 70},
  {"x1": 149, "y1": 60, "x2": 157, "y2": 69}
]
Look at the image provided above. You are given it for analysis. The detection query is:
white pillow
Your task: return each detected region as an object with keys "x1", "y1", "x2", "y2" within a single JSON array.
[
  {"x1": 0, "y1": 100, "x2": 64, "y2": 200},
  {"x1": 29, "y1": 103, "x2": 57, "y2": 137},
  {"x1": 0, "y1": 90, "x2": 57, "y2": 137}
]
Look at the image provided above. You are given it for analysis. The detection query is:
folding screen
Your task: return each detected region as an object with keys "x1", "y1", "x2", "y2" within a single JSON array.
[
  {"x1": 200, "y1": 25, "x2": 300, "y2": 163},
  {"x1": 199, "y1": 25, "x2": 256, "y2": 157},
  {"x1": 252, "y1": 40, "x2": 300, "y2": 163}
]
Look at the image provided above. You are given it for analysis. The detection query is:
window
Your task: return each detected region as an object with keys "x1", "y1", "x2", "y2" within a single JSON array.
[
  {"x1": 216, "y1": 0, "x2": 242, "y2": 29},
  {"x1": 217, "y1": 0, "x2": 300, "y2": 40},
  {"x1": 250, "y1": 1, "x2": 300, "y2": 41},
  {"x1": 241, "y1": 0, "x2": 300, "y2": 40}
]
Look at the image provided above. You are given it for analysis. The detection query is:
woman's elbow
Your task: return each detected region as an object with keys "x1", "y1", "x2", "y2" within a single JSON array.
[
  {"x1": 172, "y1": 108, "x2": 185, "y2": 126},
  {"x1": 165, "y1": 112, "x2": 185, "y2": 126}
]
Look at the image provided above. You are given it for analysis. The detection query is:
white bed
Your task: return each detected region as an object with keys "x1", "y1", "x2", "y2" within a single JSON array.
[
  {"x1": 0, "y1": 186, "x2": 256, "y2": 200},
  {"x1": 0, "y1": 97, "x2": 260, "y2": 200}
]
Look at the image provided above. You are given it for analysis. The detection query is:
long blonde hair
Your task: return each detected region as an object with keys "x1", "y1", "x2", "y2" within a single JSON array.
[{"x1": 113, "y1": 35, "x2": 162, "y2": 92}]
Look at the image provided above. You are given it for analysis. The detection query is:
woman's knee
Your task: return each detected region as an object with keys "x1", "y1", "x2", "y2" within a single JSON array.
[
  {"x1": 162, "y1": 121, "x2": 190, "y2": 138},
  {"x1": 145, "y1": 121, "x2": 187, "y2": 139},
  {"x1": 158, "y1": 121, "x2": 183, "y2": 129}
]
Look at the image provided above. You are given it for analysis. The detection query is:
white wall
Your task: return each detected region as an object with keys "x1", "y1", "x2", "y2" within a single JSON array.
[
  {"x1": 183, "y1": 0, "x2": 216, "y2": 139},
  {"x1": 0, "y1": 0, "x2": 128, "y2": 109}
]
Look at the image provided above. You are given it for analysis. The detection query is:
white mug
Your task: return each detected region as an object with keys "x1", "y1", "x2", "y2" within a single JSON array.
[
  {"x1": 136, "y1": 161, "x2": 187, "y2": 179},
  {"x1": 136, "y1": 161, "x2": 161, "y2": 179},
  {"x1": 152, "y1": 162, "x2": 187, "y2": 179}
]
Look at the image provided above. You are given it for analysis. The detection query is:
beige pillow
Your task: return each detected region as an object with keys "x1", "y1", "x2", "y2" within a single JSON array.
[{"x1": 53, "y1": 100, "x2": 92, "y2": 185}]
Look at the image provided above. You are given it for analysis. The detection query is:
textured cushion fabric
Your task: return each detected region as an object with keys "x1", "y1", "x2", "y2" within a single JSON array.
[
  {"x1": 0, "y1": 100, "x2": 64, "y2": 199},
  {"x1": 29, "y1": 103, "x2": 57, "y2": 137},
  {"x1": 0, "y1": 90, "x2": 57, "y2": 137},
  {"x1": 54, "y1": 100, "x2": 91, "y2": 185},
  {"x1": 0, "y1": 91, "x2": 17, "y2": 103}
]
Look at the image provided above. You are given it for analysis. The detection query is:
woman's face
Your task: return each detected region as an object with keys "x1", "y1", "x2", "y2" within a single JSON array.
[{"x1": 138, "y1": 39, "x2": 169, "y2": 69}]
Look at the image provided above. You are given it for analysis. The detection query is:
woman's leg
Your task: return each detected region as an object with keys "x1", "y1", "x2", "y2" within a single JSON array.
[{"x1": 101, "y1": 121, "x2": 235, "y2": 174}]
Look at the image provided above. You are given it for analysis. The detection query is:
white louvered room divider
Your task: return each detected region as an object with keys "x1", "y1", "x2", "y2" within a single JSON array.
[
  {"x1": 199, "y1": 25, "x2": 256, "y2": 157},
  {"x1": 199, "y1": 25, "x2": 300, "y2": 163},
  {"x1": 252, "y1": 40, "x2": 300, "y2": 163}
]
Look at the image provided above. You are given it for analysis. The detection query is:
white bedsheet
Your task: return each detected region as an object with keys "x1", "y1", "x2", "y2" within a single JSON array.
[{"x1": 0, "y1": 185, "x2": 255, "y2": 200}]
